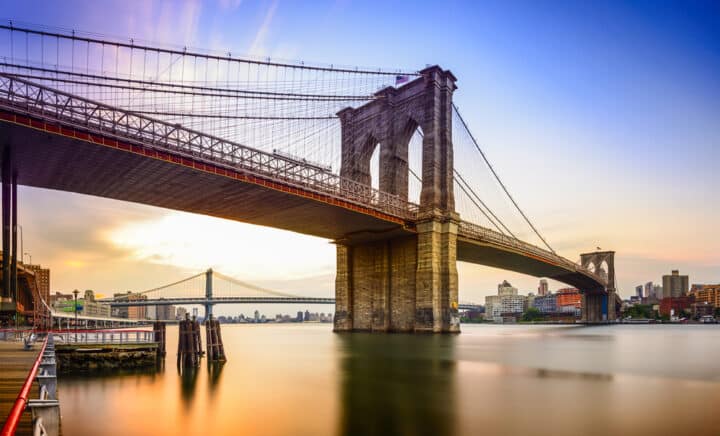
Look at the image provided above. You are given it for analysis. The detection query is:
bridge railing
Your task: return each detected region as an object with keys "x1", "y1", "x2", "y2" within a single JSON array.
[
  {"x1": 50, "y1": 329, "x2": 155, "y2": 344},
  {"x1": 0, "y1": 74, "x2": 418, "y2": 221},
  {"x1": 457, "y1": 221, "x2": 603, "y2": 284}
]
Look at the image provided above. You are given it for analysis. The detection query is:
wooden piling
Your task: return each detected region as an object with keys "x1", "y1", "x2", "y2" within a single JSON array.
[
  {"x1": 205, "y1": 317, "x2": 226, "y2": 362},
  {"x1": 153, "y1": 321, "x2": 166, "y2": 357},
  {"x1": 177, "y1": 316, "x2": 201, "y2": 368}
]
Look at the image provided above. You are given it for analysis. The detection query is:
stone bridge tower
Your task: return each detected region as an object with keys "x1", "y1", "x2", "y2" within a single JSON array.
[
  {"x1": 333, "y1": 66, "x2": 459, "y2": 333},
  {"x1": 579, "y1": 251, "x2": 617, "y2": 322}
]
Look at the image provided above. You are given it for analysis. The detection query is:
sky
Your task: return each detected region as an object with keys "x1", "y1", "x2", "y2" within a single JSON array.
[{"x1": 2, "y1": 0, "x2": 719, "y2": 314}]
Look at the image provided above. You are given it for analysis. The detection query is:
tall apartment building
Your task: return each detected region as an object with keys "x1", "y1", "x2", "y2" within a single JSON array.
[{"x1": 662, "y1": 270, "x2": 689, "y2": 299}]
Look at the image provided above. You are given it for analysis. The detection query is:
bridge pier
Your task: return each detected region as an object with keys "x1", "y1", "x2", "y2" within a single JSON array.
[
  {"x1": 334, "y1": 66, "x2": 459, "y2": 334},
  {"x1": 334, "y1": 217, "x2": 459, "y2": 333}
]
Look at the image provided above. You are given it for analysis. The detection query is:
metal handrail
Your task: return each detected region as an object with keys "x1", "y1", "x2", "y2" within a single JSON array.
[
  {"x1": 0, "y1": 336, "x2": 48, "y2": 436},
  {"x1": 0, "y1": 74, "x2": 418, "y2": 221},
  {"x1": 50, "y1": 329, "x2": 155, "y2": 345}
]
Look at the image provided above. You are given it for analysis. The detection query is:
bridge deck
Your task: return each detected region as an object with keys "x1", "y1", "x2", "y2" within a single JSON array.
[
  {"x1": 0, "y1": 114, "x2": 412, "y2": 244},
  {"x1": 0, "y1": 341, "x2": 38, "y2": 435}
]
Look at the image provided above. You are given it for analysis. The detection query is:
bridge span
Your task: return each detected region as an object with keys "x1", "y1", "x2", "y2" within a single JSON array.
[{"x1": 0, "y1": 24, "x2": 616, "y2": 333}]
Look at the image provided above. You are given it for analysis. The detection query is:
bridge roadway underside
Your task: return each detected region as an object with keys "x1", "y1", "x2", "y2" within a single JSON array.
[
  {"x1": 457, "y1": 239, "x2": 605, "y2": 292},
  {"x1": 0, "y1": 119, "x2": 411, "y2": 243}
]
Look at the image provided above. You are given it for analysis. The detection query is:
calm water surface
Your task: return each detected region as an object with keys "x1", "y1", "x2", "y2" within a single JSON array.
[{"x1": 58, "y1": 324, "x2": 720, "y2": 435}]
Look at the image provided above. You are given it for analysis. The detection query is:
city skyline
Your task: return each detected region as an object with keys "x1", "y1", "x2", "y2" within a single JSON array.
[{"x1": 4, "y1": 0, "x2": 719, "y2": 307}]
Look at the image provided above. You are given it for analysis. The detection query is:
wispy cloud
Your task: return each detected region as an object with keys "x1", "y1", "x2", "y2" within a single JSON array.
[{"x1": 248, "y1": 0, "x2": 278, "y2": 57}]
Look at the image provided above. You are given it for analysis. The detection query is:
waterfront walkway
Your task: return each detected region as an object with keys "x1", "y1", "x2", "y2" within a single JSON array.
[{"x1": 0, "y1": 341, "x2": 39, "y2": 435}]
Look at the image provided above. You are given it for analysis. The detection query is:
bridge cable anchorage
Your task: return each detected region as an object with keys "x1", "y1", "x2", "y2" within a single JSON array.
[{"x1": 452, "y1": 103, "x2": 556, "y2": 254}]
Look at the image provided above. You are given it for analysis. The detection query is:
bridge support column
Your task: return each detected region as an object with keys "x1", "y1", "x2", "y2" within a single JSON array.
[
  {"x1": 581, "y1": 293, "x2": 604, "y2": 324},
  {"x1": 205, "y1": 268, "x2": 213, "y2": 320},
  {"x1": 415, "y1": 218, "x2": 459, "y2": 333},
  {"x1": 333, "y1": 218, "x2": 459, "y2": 333}
]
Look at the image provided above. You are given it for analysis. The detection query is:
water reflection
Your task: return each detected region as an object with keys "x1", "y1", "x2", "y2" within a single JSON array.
[
  {"x1": 207, "y1": 361, "x2": 225, "y2": 392},
  {"x1": 179, "y1": 366, "x2": 199, "y2": 408},
  {"x1": 337, "y1": 333, "x2": 457, "y2": 436}
]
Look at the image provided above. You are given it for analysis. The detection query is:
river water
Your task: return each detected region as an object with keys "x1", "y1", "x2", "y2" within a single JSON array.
[{"x1": 57, "y1": 324, "x2": 720, "y2": 435}]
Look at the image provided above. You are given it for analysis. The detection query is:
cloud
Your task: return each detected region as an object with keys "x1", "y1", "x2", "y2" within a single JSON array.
[{"x1": 248, "y1": 0, "x2": 279, "y2": 56}]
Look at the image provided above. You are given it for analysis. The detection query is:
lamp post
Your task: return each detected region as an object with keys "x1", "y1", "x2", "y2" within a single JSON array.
[{"x1": 73, "y1": 289, "x2": 79, "y2": 343}]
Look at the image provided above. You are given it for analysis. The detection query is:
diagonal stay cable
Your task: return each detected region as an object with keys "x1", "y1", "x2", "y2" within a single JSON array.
[
  {"x1": 452, "y1": 103, "x2": 556, "y2": 254},
  {"x1": 411, "y1": 131, "x2": 515, "y2": 236},
  {"x1": 453, "y1": 169, "x2": 517, "y2": 237}
]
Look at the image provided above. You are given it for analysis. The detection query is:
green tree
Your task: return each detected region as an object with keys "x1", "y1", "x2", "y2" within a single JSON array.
[{"x1": 522, "y1": 307, "x2": 544, "y2": 322}]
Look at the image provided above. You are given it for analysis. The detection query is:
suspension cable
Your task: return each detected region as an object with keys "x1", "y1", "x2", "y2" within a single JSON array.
[
  {"x1": 214, "y1": 271, "x2": 299, "y2": 298},
  {"x1": 452, "y1": 103, "x2": 556, "y2": 254},
  {"x1": 0, "y1": 23, "x2": 419, "y2": 76},
  {"x1": 130, "y1": 272, "x2": 206, "y2": 296}
]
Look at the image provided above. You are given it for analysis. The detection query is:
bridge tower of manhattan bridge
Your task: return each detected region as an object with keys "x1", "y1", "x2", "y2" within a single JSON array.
[{"x1": 333, "y1": 66, "x2": 459, "y2": 333}]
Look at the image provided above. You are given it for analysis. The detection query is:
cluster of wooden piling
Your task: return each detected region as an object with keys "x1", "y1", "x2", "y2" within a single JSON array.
[
  {"x1": 205, "y1": 317, "x2": 226, "y2": 362},
  {"x1": 153, "y1": 322, "x2": 166, "y2": 357},
  {"x1": 177, "y1": 316, "x2": 203, "y2": 368}
]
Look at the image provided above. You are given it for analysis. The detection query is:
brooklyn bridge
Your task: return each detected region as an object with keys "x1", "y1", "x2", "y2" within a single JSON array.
[{"x1": 0, "y1": 23, "x2": 619, "y2": 333}]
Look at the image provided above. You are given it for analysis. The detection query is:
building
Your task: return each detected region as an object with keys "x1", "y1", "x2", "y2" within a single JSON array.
[
  {"x1": 653, "y1": 285, "x2": 663, "y2": 300},
  {"x1": 532, "y1": 294, "x2": 557, "y2": 313},
  {"x1": 556, "y1": 288, "x2": 581, "y2": 317},
  {"x1": 25, "y1": 264, "x2": 50, "y2": 304},
  {"x1": 484, "y1": 281, "x2": 527, "y2": 321},
  {"x1": 692, "y1": 302, "x2": 715, "y2": 318},
  {"x1": 484, "y1": 295, "x2": 501, "y2": 320},
  {"x1": 662, "y1": 270, "x2": 689, "y2": 299},
  {"x1": 659, "y1": 296, "x2": 693, "y2": 317},
  {"x1": 500, "y1": 295, "x2": 528, "y2": 315},
  {"x1": 644, "y1": 282, "x2": 654, "y2": 299},
  {"x1": 156, "y1": 304, "x2": 176, "y2": 321},
  {"x1": 693, "y1": 284, "x2": 720, "y2": 307},
  {"x1": 52, "y1": 290, "x2": 110, "y2": 318},
  {"x1": 635, "y1": 285, "x2": 643, "y2": 299},
  {"x1": 556, "y1": 288, "x2": 581, "y2": 308},
  {"x1": 81, "y1": 290, "x2": 111, "y2": 318},
  {"x1": 538, "y1": 279, "x2": 549, "y2": 297},
  {"x1": 498, "y1": 280, "x2": 517, "y2": 297},
  {"x1": 113, "y1": 292, "x2": 148, "y2": 319}
]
